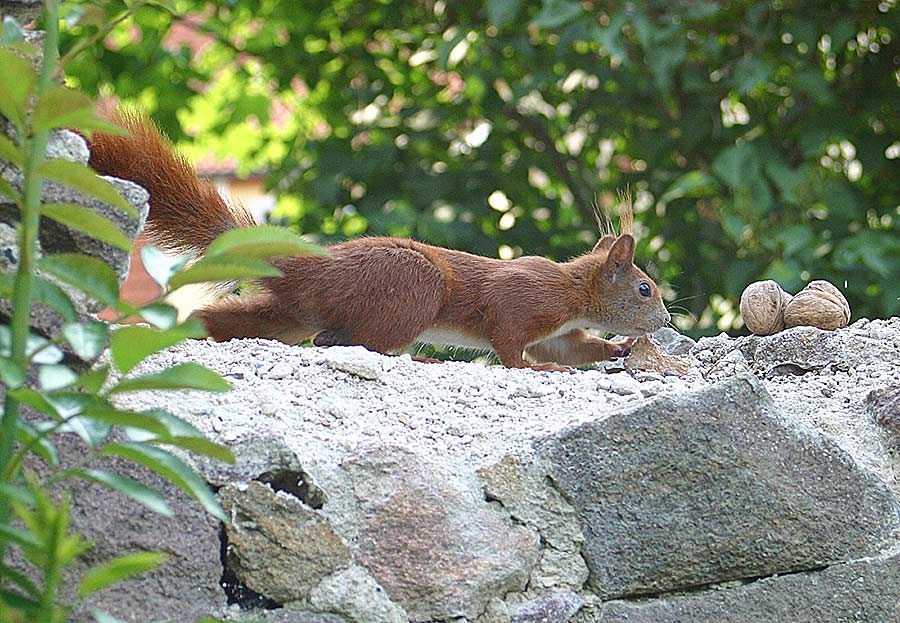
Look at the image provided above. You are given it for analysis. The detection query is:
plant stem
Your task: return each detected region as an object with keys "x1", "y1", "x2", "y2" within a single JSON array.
[
  {"x1": 54, "y1": 0, "x2": 147, "y2": 78},
  {"x1": 0, "y1": 0, "x2": 60, "y2": 560}
]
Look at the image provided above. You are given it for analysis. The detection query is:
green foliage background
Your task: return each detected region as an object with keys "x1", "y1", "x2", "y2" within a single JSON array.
[{"x1": 62, "y1": 0, "x2": 900, "y2": 336}]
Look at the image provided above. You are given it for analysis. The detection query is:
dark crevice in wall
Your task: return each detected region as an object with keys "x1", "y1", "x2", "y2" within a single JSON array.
[
  {"x1": 218, "y1": 523, "x2": 283, "y2": 610},
  {"x1": 256, "y1": 468, "x2": 325, "y2": 509},
  {"x1": 606, "y1": 562, "x2": 833, "y2": 603}
]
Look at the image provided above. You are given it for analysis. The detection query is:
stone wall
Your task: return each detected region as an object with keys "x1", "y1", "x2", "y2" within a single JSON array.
[{"x1": 68, "y1": 319, "x2": 900, "y2": 623}]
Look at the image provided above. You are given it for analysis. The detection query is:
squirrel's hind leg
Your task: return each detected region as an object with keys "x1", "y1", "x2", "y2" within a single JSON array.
[{"x1": 193, "y1": 293, "x2": 316, "y2": 344}]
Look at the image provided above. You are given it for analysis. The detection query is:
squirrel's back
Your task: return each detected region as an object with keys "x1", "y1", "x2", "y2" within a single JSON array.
[{"x1": 88, "y1": 107, "x2": 256, "y2": 255}]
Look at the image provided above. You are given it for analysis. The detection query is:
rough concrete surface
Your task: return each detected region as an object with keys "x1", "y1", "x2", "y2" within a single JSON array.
[{"x1": 97, "y1": 318, "x2": 900, "y2": 622}]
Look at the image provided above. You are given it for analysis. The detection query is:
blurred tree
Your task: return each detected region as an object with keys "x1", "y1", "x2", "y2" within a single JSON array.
[{"x1": 61, "y1": 0, "x2": 900, "y2": 336}]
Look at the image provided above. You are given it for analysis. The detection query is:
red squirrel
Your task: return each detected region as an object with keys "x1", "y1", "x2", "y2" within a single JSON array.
[{"x1": 87, "y1": 110, "x2": 670, "y2": 372}]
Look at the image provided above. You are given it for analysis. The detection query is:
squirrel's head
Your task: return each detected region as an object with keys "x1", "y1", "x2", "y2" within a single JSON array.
[{"x1": 589, "y1": 234, "x2": 670, "y2": 336}]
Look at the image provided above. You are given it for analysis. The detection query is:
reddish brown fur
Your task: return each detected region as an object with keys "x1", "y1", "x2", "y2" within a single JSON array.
[
  {"x1": 88, "y1": 111, "x2": 670, "y2": 370},
  {"x1": 88, "y1": 108, "x2": 256, "y2": 255}
]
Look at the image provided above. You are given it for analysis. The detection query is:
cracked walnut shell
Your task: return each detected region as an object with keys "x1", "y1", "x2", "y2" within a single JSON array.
[{"x1": 783, "y1": 280, "x2": 850, "y2": 330}]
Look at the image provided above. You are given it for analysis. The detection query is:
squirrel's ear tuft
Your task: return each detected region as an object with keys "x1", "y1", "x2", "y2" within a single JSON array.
[
  {"x1": 592, "y1": 235, "x2": 616, "y2": 253},
  {"x1": 607, "y1": 234, "x2": 635, "y2": 268}
]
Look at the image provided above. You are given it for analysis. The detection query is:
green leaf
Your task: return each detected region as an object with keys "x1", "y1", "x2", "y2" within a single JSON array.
[
  {"x1": 80, "y1": 405, "x2": 169, "y2": 436},
  {"x1": 63, "y1": 321, "x2": 109, "y2": 360},
  {"x1": 39, "y1": 253, "x2": 120, "y2": 308},
  {"x1": 0, "y1": 587, "x2": 38, "y2": 611},
  {"x1": 146, "y1": 0, "x2": 178, "y2": 10},
  {"x1": 792, "y1": 69, "x2": 833, "y2": 106},
  {"x1": 0, "y1": 174, "x2": 19, "y2": 203},
  {"x1": 110, "y1": 319, "x2": 206, "y2": 374},
  {"x1": 38, "y1": 364, "x2": 78, "y2": 391},
  {"x1": 0, "y1": 49, "x2": 35, "y2": 127},
  {"x1": 78, "y1": 551, "x2": 168, "y2": 597},
  {"x1": 153, "y1": 436, "x2": 235, "y2": 464},
  {"x1": 15, "y1": 419, "x2": 59, "y2": 468},
  {"x1": 138, "y1": 303, "x2": 179, "y2": 329},
  {"x1": 530, "y1": 0, "x2": 583, "y2": 28},
  {"x1": 40, "y1": 203, "x2": 133, "y2": 251},
  {"x1": 33, "y1": 86, "x2": 93, "y2": 132},
  {"x1": 34, "y1": 275, "x2": 78, "y2": 322},
  {"x1": 168, "y1": 256, "x2": 282, "y2": 289},
  {"x1": 140, "y1": 245, "x2": 191, "y2": 288},
  {"x1": 712, "y1": 143, "x2": 760, "y2": 190},
  {"x1": 70, "y1": 469, "x2": 172, "y2": 517},
  {"x1": 0, "y1": 356, "x2": 25, "y2": 389},
  {"x1": 100, "y1": 442, "x2": 226, "y2": 521},
  {"x1": 765, "y1": 160, "x2": 805, "y2": 205},
  {"x1": 204, "y1": 225, "x2": 326, "y2": 260},
  {"x1": 108, "y1": 363, "x2": 232, "y2": 394},
  {"x1": 37, "y1": 159, "x2": 136, "y2": 216},
  {"x1": 26, "y1": 333, "x2": 64, "y2": 364},
  {"x1": 63, "y1": 416, "x2": 112, "y2": 448},
  {"x1": 0, "y1": 132, "x2": 24, "y2": 167},
  {"x1": 0, "y1": 523, "x2": 41, "y2": 551},
  {"x1": 33, "y1": 86, "x2": 127, "y2": 137},
  {"x1": 9, "y1": 387, "x2": 60, "y2": 418},
  {"x1": 487, "y1": 0, "x2": 521, "y2": 26},
  {"x1": 721, "y1": 212, "x2": 745, "y2": 243},
  {"x1": 0, "y1": 483, "x2": 35, "y2": 506},
  {"x1": 144, "y1": 409, "x2": 205, "y2": 438},
  {"x1": 733, "y1": 56, "x2": 771, "y2": 94},
  {"x1": 658, "y1": 170, "x2": 719, "y2": 205},
  {"x1": 45, "y1": 391, "x2": 86, "y2": 418},
  {"x1": 777, "y1": 225, "x2": 815, "y2": 257},
  {"x1": 77, "y1": 364, "x2": 110, "y2": 394},
  {"x1": 0, "y1": 561, "x2": 39, "y2": 598},
  {"x1": 830, "y1": 18, "x2": 858, "y2": 51}
]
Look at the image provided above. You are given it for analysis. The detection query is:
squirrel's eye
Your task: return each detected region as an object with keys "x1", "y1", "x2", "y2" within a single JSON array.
[{"x1": 638, "y1": 282, "x2": 651, "y2": 298}]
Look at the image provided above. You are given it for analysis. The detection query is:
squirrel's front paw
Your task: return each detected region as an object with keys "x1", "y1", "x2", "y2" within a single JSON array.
[{"x1": 606, "y1": 337, "x2": 638, "y2": 359}]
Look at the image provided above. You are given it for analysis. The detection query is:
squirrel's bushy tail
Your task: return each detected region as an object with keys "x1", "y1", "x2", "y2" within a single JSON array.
[{"x1": 87, "y1": 107, "x2": 256, "y2": 256}]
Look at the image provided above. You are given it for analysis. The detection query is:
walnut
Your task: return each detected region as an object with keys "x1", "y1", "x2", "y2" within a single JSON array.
[
  {"x1": 783, "y1": 280, "x2": 850, "y2": 330},
  {"x1": 739, "y1": 280, "x2": 793, "y2": 336}
]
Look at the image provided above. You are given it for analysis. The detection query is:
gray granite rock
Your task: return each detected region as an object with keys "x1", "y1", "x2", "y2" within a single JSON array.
[
  {"x1": 307, "y1": 565, "x2": 407, "y2": 623},
  {"x1": 867, "y1": 384, "x2": 900, "y2": 431},
  {"x1": 340, "y1": 445, "x2": 540, "y2": 621},
  {"x1": 748, "y1": 326, "x2": 850, "y2": 375},
  {"x1": 591, "y1": 552, "x2": 900, "y2": 623},
  {"x1": 20, "y1": 429, "x2": 226, "y2": 623},
  {"x1": 0, "y1": 220, "x2": 96, "y2": 341},
  {"x1": 219, "y1": 481, "x2": 351, "y2": 603},
  {"x1": 0, "y1": 175, "x2": 149, "y2": 283},
  {"x1": 510, "y1": 591, "x2": 584, "y2": 623},
  {"x1": 223, "y1": 608, "x2": 349, "y2": 623},
  {"x1": 46, "y1": 128, "x2": 91, "y2": 164},
  {"x1": 0, "y1": 0, "x2": 42, "y2": 23},
  {"x1": 537, "y1": 373, "x2": 900, "y2": 599},
  {"x1": 651, "y1": 326, "x2": 696, "y2": 356}
]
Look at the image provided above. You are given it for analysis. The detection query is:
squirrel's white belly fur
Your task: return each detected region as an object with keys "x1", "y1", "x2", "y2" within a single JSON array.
[
  {"x1": 417, "y1": 317, "x2": 603, "y2": 351},
  {"x1": 417, "y1": 327, "x2": 493, "y2": 351}
]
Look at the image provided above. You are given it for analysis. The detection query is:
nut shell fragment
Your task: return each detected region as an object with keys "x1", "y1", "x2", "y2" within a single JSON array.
[
  {"x1": 783, "y1": 280, "x2": 850, "y2": 331},
  {"x1": 740, "y1": 280, "x2": 793, "y2": 336},
  {"x1": 625, "y1": 336, "x2": 690, "y2": 375}
]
